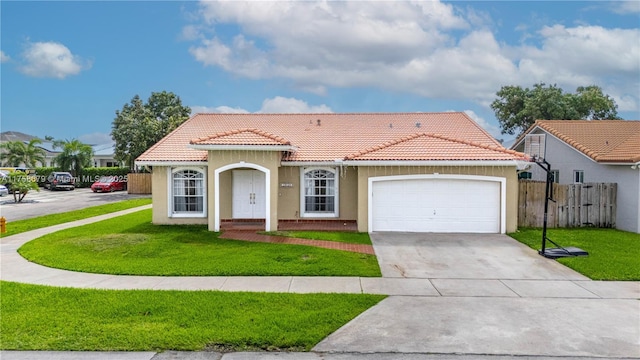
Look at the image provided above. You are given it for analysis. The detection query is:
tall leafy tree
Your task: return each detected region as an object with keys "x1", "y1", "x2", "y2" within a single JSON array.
[
  {"x1": 111, "y1": 91, "x2": 191, "y2": 169},
  {"x1": 491, "y1": 83, "x2": 621, "y2": 135},
  {"x1": 0, "y1": 139, "x2": 46, "y2": 167},
  {"x1": 53, "y1": 139, "x2": 94, "y2": 176}
]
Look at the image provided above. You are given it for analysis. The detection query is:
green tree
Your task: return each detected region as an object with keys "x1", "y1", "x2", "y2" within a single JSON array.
[
  {"x1": 52, "y1": 139, "x2": 94, "y2": 176},
  {"x1": 0, "y1": 170, "x2": 40, "y2": 203},
  {"x1": 491, "y1": 83, "x2": 621, "y2": 135},
  {"x1": 111, "y1": 91, "x2": 191, "y2": 169},
  {"x1": 0, "y1": 139, "x2": 47, "y2": 167}
]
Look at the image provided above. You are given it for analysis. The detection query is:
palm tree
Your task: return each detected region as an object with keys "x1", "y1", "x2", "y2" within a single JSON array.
[
  {"x1": 0, "y1": 139, "x2": 47, "y2": 167},
  {"x1": 53, "y1": 139, "x2": 94, "y2": 176}
]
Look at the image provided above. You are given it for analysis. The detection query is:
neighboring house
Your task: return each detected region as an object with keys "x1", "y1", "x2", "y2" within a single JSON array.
[
  {"x1": 92, "y1": 143, "x2": 121, "y2": 167},
  {"x1": 136, "y1": 113, "x2": 528, "y2": 234},
  {"x1": 511, "y1": 120, "x2": 640, "y2": 233},
  {"x1": 0, "y1": 131, "x2": 58, "y2": 166},
  {"x1": 0, "y1": 131, "x2": 122, "y2": 168}
]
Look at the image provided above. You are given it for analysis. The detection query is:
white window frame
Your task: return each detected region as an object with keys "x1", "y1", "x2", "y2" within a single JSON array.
[
  {"x1": 573, "y1": 170, "x2": 584, "y2": 184},
  {"x1": 551, "y1": 170, "x2": 560, "y2": 183},
  {"x1": 168, "y1": 167, "x2": 207, "y2": 218},
  {"x1": 299, "y1": 167, "x2": 339, "y2": 218}
]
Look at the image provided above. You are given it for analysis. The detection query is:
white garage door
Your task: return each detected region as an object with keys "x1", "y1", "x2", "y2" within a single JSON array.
[{"x1": 371, "y1": 178, "x2": 501, "y2": 233}]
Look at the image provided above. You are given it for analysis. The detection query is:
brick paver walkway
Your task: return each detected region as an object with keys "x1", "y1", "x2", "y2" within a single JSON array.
[{"x1": 220, "y1": 231, "x2": 375, "y2": 255}]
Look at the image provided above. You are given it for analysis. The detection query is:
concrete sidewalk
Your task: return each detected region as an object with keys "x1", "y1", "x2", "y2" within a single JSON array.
[
  {"x1": 2, "y1": 351, "x2": 636, "y2": 359},
  {"x1": 1, "y1": 205, "x2": 639, "y2": 359},
  {"x1": 1, "y1": 205, "x2": 637, "y2": 298}
]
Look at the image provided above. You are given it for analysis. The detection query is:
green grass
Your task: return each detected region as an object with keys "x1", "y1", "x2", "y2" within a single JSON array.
[
  {"x1": 261, "y1": 231, "x2": 372, "y2": 245},
  {"x1": 509, "y1": 227, "x2": 640, "y2": 281},
  {"x1": 19, "y1": 209, "x2": 381, "y2": 277},
  {"x1": 0, "y1": 281, "x2": 385, "y2": 351},
  {"x1": 0, "y1": 198, "x2": 152, "y2": 237}
]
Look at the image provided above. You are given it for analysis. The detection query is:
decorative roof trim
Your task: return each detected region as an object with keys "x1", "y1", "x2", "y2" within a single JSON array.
[
  {"x1": 135, "y1": 161, "x2": 208, "y2": 167},
  {"x1": 341, "y1": 160, "x2": 522, "y2": 167}
]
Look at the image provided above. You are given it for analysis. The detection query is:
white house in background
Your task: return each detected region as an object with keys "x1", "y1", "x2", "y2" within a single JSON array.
[
  {"x1": 0, "y1": 131, "x2": 122, "y2": 168},
  {"x1": 511, "y1": 120, "x2": 640, "y2": 233},
  {"x1": 92, "y1": 143, "x2": 121, "y2": 167}
]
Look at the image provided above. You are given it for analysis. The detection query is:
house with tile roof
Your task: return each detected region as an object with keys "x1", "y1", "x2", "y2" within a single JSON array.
[
  {"x1": 511, "y1": 120, "x2": 640, "y2": 233},
  {"x1": 136, "y1": 112, "x2": 528, "y2": 233}
]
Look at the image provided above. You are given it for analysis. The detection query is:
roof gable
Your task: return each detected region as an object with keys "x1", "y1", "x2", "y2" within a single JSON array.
[
  {"x1": 517, "y1": 120, "x2": 640, "y2": 163},
  {"x1": 191, "y1": 128, "x2": 291, "y2": 146},
  {"x1": 345, "y1": 133, "x2": 526, "y2": 161}
]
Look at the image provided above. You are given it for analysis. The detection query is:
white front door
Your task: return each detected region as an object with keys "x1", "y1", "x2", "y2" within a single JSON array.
[{"x1": 232, "y1": 170, "x2": 266, "y2": 219}]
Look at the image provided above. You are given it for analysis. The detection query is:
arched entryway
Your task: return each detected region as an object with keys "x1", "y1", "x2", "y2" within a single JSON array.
[{"x1": 214, "y1": 162, "x2": 271, "y2": 231}]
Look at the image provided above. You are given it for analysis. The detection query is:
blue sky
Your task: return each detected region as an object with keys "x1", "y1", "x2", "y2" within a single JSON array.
[{"x1": 2, "y1": 1, "x2": 639, "y2": 146}]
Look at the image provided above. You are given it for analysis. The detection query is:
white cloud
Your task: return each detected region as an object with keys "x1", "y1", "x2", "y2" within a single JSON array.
[
  {"x1": 190, "y1": 105, "x2": 250, "y2": 114},
  {"x1": 191, "y1": 97, "x2": 332, "y2": 114},
  {"x1": 78, "y1": 132, "x2": 113, "y2": 145},
  {"x1": 19, "y1": 41, "x2": 91, "y2": 79},
  {"x1": 186, "y1": 1, "x2": 640, "y2": 113},
  {"x1": 258, "y1": 97, "x2": 332, "y2": 113},
  {"x1": 609, "y1": 0, "x2": 640, "y2": 14},
  {"x1": 0, "y1": 51, "x2": 10, "y2": 63},
  {"x1": 460, "y1": 110, "x2": 502, "y2": 140},
  {"x1": 180, "y1": 24, "x2": 202, "y2": 41}
]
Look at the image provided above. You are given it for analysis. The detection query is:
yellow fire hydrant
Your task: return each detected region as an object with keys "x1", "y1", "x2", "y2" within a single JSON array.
[{"x1": 0, "y1": 217, "x2": 6, "y2": 234}]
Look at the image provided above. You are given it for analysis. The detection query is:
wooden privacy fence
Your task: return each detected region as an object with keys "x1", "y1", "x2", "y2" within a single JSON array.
[
  {"x1": 518, "y1": 180, "x2": 617, "y2": 228},
  {"x1": 127, "y1": 173, "x2": 152, "y2": 194}
]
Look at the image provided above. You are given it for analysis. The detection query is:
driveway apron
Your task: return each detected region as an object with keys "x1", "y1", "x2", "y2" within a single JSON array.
[
  {"x1": 368, "y1": 232, "x2": 588, "y2": 280},
  {"x1": 314, "y1": 232, "x2": 640, "y2": 358}
]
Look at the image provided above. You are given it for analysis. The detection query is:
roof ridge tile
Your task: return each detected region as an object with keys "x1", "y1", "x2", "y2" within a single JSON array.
[{"x1": 190, "y1": 128, "x2": 291, "y2": 145}]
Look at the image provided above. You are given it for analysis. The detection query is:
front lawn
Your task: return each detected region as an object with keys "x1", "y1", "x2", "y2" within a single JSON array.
[
  {"x1": 0, "y1": 281, "x2": 385, "y2": 351},
  {"x1": 509, "y1": 227, "x2": 640, "y2": 281},
  {"x1": 19, "y1": 209, "x2": 381, "y2": 277},
  {"x1": 262, "y1": 231, "x2": 372, "y2": 245},
  {"x1": 0, "y1": 198, "x2": 152, "y2": 237}
]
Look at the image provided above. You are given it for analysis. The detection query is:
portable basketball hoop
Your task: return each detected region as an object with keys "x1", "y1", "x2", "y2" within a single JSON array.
[{"x1": 524, "y1": 134, "x2": 588, "y2": 259}]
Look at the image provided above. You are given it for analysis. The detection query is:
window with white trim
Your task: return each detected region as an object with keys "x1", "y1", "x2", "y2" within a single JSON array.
[
  {"x1": 171, "y1": 168, "x2": 205, "y2": 216},
  {"x1": 573, "y1": 170, "x2": 584, "y2": 184},
  {"x1": 551, "y1": 170, "x2": 559, "y2": 183},
  {"x1": 302, "y1": 168, "x2": 338, "y2": 217}
]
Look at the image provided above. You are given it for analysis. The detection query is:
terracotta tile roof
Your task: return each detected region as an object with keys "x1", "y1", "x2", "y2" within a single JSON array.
[
  {"x1": 191, "y1": 128, "x2": 291, "y2": 146},
  {"x1": 345, "y1": 133, "x2": 527, "y2": 161},
  {"x1": 532, "y1": 120, "x2": 640, "y2": 163},
  {"x1": 137, "y1": 112, "x2": 523, "y2": 163}
]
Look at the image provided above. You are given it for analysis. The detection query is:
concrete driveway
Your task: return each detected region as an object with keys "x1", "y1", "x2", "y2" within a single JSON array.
[
  {"x1": 369, "y1": 232, "x2": 588, "y2": 280},
  {"x1": 314, "y1": 232, "x2": 640, "y2": 358}
]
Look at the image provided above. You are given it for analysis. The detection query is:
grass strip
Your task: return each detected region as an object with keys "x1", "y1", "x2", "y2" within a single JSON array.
[
  {"x1": 0, "y1": 198, "x2": 152, "y2": 237},
  {"x1": 19, "y1": 209, "x2": 381, "y2": 277},
  {"x1": 0, "y1": 281, "x2": 385, "y2": 351},
  {"x1": 261, "y1": 231, "x2": 372, "y2": 245},
  {"x1": 509, "y1": 227, "x2": 640, "y2": 280}
]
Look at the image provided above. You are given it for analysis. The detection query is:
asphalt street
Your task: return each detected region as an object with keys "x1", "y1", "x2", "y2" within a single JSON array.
[{"x1": 0, "y1": 187, "x2": 150, "y2": 221}]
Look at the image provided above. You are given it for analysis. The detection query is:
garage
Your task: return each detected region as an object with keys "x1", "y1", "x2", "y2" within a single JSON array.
[{"x1": 370, "y1": 175, "x2": 504, "y2": 233}]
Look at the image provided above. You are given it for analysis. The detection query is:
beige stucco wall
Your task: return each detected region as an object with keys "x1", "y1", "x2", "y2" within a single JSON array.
[
  {"x1": 151, "y1": 160, "x2": 518, "y2": 233},
  {"x1": 219, "y1": 171, "x2": 232, "y2": 219},
  {"x1": 356, "y1": 166, "x2": 519, "y2": 233},
  {"x1": 151, "y1": 166, "x2": 208, "y2": 225},
  {"x1": 207, "y1": 150, "x2": 281, "y2": 231},
  {"x1": 277, "y1": 166, "x2": 358, "y2": 220}
]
